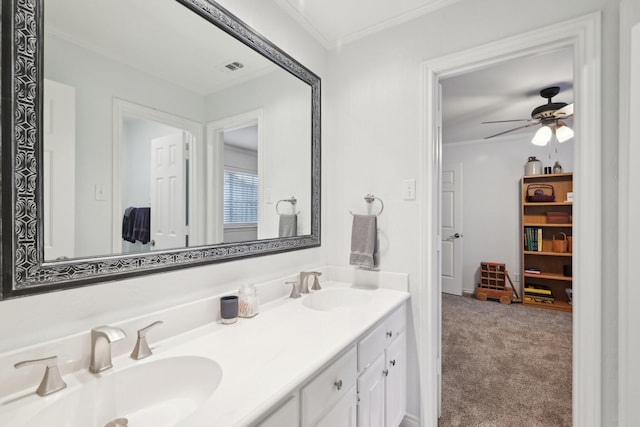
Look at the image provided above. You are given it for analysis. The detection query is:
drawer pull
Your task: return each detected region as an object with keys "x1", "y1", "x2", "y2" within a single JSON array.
[
  {"x1": 390, "y1": 359, "x2": 396, "y2": 366},
  {"x1": 383, "y1": 369, "x2": 389, "y2": 377},
  {"x1": 334, "y1": 379, "x2": 343, "y2": 391},
  {"x1": 386, "y1": 330, "x2": 393, "y2": 338}
]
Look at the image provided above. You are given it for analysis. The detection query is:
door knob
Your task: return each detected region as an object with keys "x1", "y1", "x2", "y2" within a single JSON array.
[{"x1": 447, "y1": 233, "x2": 462, "y2": 240}]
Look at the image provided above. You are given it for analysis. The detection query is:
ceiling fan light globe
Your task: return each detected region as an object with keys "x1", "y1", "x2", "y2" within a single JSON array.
[
  {"x1": 532, "y1": 126, "x2": 552, "y2": 146},
  {"x1": 556, "y1": 125, "x2": 574, "y2": 143}
]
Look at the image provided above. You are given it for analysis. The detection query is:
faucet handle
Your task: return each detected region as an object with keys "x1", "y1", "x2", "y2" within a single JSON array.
[
  {"x1": 309, "y1": 271, "x2": 323, "y2": 291},
  {"x1": 286, "y1": 281, "x2": 301, "y2": 299},
  {"x1": 130, "y1": 321, "x2": 163, "y2": 360},
  {"x1": 14, "y1": 355, "x2": 67, "y2": 396}
]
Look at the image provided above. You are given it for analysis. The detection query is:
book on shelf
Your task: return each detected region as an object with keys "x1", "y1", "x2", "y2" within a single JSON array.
[
  {"x1": 524, "y1": 227, "x2": 543, "y2": 252},
  {"x1": 524, "y1": 286, "x2": 552, "y2": 295},
  {"x1": 537, "y1": 228, "x2": 542, "y2": 251},
  {"x1": 524, "y1": 268, "x2": 541, "y2": 274}
]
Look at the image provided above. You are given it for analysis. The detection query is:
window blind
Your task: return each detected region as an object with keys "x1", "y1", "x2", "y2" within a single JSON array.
[{"x1": 224, "y1": 170, "x2": 258, "y2": 224}]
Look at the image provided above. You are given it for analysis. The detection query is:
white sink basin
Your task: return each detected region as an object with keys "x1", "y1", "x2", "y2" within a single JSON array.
[
  {"x1": 302, "y1": 287, "x2": 373, "y2": 311},
  {"x1": 17, "y1": 355, "x2": 222, "y2": 427}
]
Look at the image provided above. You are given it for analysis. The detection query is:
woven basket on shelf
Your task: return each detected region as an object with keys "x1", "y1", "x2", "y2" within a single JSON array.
[{"x1": 552, "y1": 232, "x2": 568, "y2": 253}]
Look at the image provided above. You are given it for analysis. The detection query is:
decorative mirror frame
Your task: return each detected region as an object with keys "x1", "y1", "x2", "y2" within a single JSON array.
[{"x1": 0, "y1": 0, "x2": 321, "y2": 299}]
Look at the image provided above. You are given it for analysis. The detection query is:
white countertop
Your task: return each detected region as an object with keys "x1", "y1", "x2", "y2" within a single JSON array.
[{"x1": 0, "y1": 282, "x2": 409, "y2": 427}]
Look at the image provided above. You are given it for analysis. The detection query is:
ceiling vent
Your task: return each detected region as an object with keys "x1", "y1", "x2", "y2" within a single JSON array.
[{"x1": 224, "y1": 61, "x2": 244, "y2": 71}]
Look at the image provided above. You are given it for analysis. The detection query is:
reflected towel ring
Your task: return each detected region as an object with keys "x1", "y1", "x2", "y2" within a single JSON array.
[
  {"x1": 349, "y1": 194, "x2": 384, "y2": 217},
  {"x1": 276, "y1": 197, "x2": 300, "y2": 215}
]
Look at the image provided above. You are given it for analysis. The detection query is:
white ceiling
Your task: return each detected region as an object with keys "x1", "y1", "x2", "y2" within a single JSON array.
[
  {"x1": 273, "y1": 0, "x2": 461, "y2": 49},
  {"x1": 46, "y1": 0, "x2": 278, "y2": 96},
  {"x1": 441, "y1": 48, "x2": 574, "y2": 143}
]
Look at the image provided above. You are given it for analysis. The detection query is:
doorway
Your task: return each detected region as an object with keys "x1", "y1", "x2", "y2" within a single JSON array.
[
  {"x1": 418, "y1": 13, "x2": 602, "y2": 427},
  {"x1": 112, "y1": 99, "x2": 204, "y2": 253},
  {"x1": 206, "y1": 109, "x2": 264, "y2": 244},
  {"x1": 439, "y1": 47, "x2": 574, "y2": 297},
  {"x1": 438, "y1": 48, "x2": 575, "y2": 424}
]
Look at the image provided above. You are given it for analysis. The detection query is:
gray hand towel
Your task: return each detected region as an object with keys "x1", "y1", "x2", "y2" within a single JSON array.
[
  {"x1": 349, "y1": 214, "x2": 377, "y2": 268},
  {"x1": 279, "y1": 214, "x2": 298, "y2": 237}
]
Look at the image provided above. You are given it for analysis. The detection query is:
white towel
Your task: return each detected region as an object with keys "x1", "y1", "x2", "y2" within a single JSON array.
[
  {"x1": 349, "y1": 214, "x2": 377, "y2": 268},
  {"x1": 278, "y1": 214, "x2": 297, "y2": 237}
]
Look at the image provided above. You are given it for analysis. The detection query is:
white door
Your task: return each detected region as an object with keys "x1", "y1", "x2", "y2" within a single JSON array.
[
  {"x1": 441, "y1": 163, "x2": 463, "y2": 295},
  {"x1": 385, "y1": 332, "x2": 407, "y2": 427},
  {"x1": 357, "y1": 352, "x2": 386, "y2": 427},
  {"x1": 315, "y1": 386, "x2": 357, "y2": 427},
  {"x1": 150, "y1": 133, "x2": 187, "y2": 250},
  {"x1": 43, "y1": 79, "x2": 76, "y2": 260}
]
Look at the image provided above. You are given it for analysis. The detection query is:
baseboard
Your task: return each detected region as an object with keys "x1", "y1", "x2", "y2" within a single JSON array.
[{"x1": 400, "y1": 413, "x2": 420, "y2": 427}]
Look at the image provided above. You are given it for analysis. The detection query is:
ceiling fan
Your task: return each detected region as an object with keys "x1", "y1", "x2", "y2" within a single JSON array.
[{"x1": 482, "y1": 86, "x2": 574, "y2": 145}]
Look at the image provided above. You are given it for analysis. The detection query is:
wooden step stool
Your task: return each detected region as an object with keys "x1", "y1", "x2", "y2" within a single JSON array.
[{"x1": 475, "y1": 262, "x2": 520, "y2": 304}]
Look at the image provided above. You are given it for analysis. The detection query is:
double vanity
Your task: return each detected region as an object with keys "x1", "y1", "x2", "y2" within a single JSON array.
[{"x1": 0, "y1": 275, "x2": 409, "y2": 426}]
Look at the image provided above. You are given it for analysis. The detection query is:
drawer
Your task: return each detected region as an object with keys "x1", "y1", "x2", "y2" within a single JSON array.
[
  {"x1": 358, "y1": 303, "x2": 406, "y2": 372},
  {"x1": 301, "y1": 345, "x2": 357, "y2": 427},
  {"x1": 386, "y1": 302, "x2": 407, "y2": 338}
]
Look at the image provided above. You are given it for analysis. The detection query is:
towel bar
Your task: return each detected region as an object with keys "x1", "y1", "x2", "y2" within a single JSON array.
[
  {"x1": 349, "y1": 194, "x2": 384, "y2": 217},
  {"x1": 276, "y1": 197, "x2": 299, "y2": 215}
]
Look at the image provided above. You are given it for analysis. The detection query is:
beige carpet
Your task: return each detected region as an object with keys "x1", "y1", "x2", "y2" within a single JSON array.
[{"x1": 439, "y1": 293, "x2": 572, "y2": 426}]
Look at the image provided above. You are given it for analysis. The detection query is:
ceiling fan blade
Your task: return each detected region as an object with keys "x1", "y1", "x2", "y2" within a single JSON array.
[
  {"x1": 481, "y1": 119, "x2": 536, "y2": 124},
  {"x1": 553, "y1": 103, "x2": 574, "y2": 117},
  {"x1": 483, "y1": 122, "x2": 539, "y2": 139}
]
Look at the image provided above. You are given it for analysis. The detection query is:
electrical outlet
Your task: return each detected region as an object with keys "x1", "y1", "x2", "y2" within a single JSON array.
[{"x1": 514, "y1": 273, "x2": 520, "y2": 282}]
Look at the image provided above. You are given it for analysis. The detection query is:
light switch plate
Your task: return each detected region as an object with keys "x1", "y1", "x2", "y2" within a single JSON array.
[
  {"x1": 94, "y1": 184, "x2": 106, "y2": 201},
  {"x1": 402, "y1": 179, "x2": 416, "y2": 200}
]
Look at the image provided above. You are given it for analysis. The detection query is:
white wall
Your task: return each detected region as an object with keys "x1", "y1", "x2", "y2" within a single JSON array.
[
  {"x1": 326, "y1": 0, "x2": 620, "y2": 422},
  {"x1": 443, "y1": 135, "x2": 574, "y2": 293},
  {"x1": 0, "y1": 0, "x2": 327, "y2": 354}
]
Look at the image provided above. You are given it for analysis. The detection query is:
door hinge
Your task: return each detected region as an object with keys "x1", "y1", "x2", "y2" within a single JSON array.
[{"x1": 184, "y1": 141, "x2": 191, "y2": 159}]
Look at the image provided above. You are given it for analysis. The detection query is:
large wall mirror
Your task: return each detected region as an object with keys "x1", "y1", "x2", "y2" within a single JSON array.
[{"x1": 1, "y1": 0, "x2": 321, "y2": 299}]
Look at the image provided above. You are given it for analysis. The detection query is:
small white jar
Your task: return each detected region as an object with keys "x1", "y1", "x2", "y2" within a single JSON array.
[
  {"x1": 525, "y1": 156, "x2": 542, "y2": 175},
  {"x1": 238, "y1": 284, "x2": 259, "y2": 318}
]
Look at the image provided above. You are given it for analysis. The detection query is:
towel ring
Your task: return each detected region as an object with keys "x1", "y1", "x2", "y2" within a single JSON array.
[
  {"x1": 349, "y1": 194, "x2": 384, "y2": 217},
  {"x1": 276, "y1": 197, "x2": 299, "y2": 215}
]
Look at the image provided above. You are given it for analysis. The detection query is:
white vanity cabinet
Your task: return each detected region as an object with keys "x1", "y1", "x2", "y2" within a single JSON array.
[
  {"x1": 357, "y1": 304, "x2": 407, "y2": 427},
  {"x1": 301, "y1": 345, "x2": 358, "y2": 427},
  {"x1": 257, "y1": 301, "x2": 407, "y2": 427},
  {"x1": 314, "y1": 384, "x2": 358, "y2": 427}
]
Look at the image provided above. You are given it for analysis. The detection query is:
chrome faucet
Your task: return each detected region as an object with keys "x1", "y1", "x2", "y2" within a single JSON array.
[
  {"x1": 299, "y1": 271, "x2": 322, "y2": 293},
  {"x1": 14, "y1": 355, "x2": 67, "y2": 396},
  {"x1": 90, "y1": 326, "x2": 126, "y2": 373},
  {"x1": 130, "y1": 321, "x2": 163, "y2": 360}
]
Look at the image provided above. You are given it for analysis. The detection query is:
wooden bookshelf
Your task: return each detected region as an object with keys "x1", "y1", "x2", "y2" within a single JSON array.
[{"x1": 521, "y1": 173, "x2": 573, "y2": 312}]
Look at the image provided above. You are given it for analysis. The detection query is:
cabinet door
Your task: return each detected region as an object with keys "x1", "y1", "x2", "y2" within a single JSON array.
[
  {"x1": 257, "y1": 394, "x2": 298, "y2": 427},
  {"x1": 357, "y1": 352, "x2": 386, "y2": 427},
  {"x1": 315, "y1": 384, "x2": 357, "y2": 427},
  {"x1": 385, "y1": 332, "x2": 407, "y2": 427}
]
